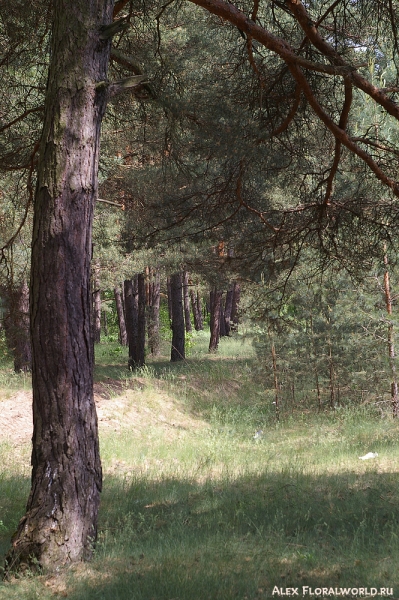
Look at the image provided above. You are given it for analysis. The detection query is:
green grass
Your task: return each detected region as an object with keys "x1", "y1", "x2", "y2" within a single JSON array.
[{"x1": 1, "y1": 332, "x2": 399, "y2": 599}]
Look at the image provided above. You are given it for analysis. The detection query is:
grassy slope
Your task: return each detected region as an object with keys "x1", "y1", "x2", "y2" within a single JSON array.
[{"x1": 0, "y1": 332, "x2": 399, "y2": 599}]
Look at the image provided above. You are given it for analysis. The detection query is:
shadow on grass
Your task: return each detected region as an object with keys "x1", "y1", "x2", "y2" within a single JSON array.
[
  {"x1": 79, "y1": 467, "x2": 399, "y2": 597},
  {"x1": 2, "y1": 467, "x2": 396, "y2": 599}
]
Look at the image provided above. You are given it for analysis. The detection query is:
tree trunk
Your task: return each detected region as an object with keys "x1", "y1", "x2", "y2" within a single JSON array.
[
  {"x1": 137, "y1": 272, "x2": 146, "y2": 367},
  {"x1": 114, "y1": 286, "x2": 128, "y2": 346},
  {"x1": 224, "y1": 287, "x2": 233, "y2": 336},
  {"x1": 209, "y1": 288, "x2": 222, "y2": 352},
  {"x1": 183, "y1": 271, "x2": 192, "y2": 333},
  {"x1": 170, "y1": 272, "x2": 185, "y2": 361},
  {"x1": 383, "y1": 252, "x2": 399, "y2": 417},
  {"x1": 125, "y1": 276, "x2": 145, "y2": 369},
  {"x1": 197, "y1": 291, "x2": 204, "y2": 330},
  {"x1": 230, "y1": 281, "x2": 240, "y2": 331},
  {"x1": 167, "y1": 276, "x2": 173, "y2": 327},
  {"x1": 219, "y1": 294, "x2": 227, "y2": 337},
  {"x1": 4, "y1": 281, "x2": 32, "y2": 373},
  {"x1": 190, "y1": 288, "x2": 203, "y2": 331},
  {"x1": 93, "y1": 261, "x2": 101, "y2": 344},
  {"x1": 5, "y1": 0, "x2": 112, "y2": 572},
  {"x1": 148, "y1": 269, "x2": 161, "y2": 356}
]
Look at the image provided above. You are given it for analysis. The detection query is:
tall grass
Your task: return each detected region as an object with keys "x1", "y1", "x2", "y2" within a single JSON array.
[{"x1": 1, "y1": 332, "x2": 399, "y2": 599}]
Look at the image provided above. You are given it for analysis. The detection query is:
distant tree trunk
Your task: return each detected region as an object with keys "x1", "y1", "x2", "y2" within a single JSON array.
[
  {"x1": 114, "y1": 286, "x2": 127, "y2": 346},
  {"x1": 383, "y1": 252, "x2": 399, "y2": 417},
  {"x1": 327, "y1": 319, "x2": 335, "y2": 410},
  {"x1": 5, "y1": 0, "x2": 112, "y2": 572},
  {"x1": 183, "y1": 271, "x2": 192, "y2": 333},
  {"x1": 170, "y1": 272, "x2": 185, "y2": 361},
  {"x1": 167, "y1": 277, "x2": 173, "y2": 327},
  {"x1": 209, "y1": 288, "x2": 222, "y2": 352},
  {"x1": 137, "y1": 273, "x2": 146, "y2": 367},
  {"x1": 231, "y1": 281, "x2": 241, "y2": 331},
  {"x1": 93, "y1": 262, "x2": 101, "y2": 343},
  {"x1": 5, "y1": 281, "x2": 32, "y2": 373},
  {"x1": 148, "y1": 269, "x2": 161, "y2": 356},
  {"x1": 125, "y1": 276, "x2": 145, "y2": 369},
  {"x1": 197, "y1": 291, "x2": 204, "y2": 330},
  {"x1": 224, "y1": 287, "x2": 233, "y2": 336},
  {"x1": 271, "y1": 339, "x2": 280, "y2": 422},
  {"x1": 219, "y1": 295, "x2": 227, "y2": 337},
  {"x1": 102, "y1": 310, "x2": 108, "y2": 337},
  {"x1": 190, "y1": 289, "x2": 203, "y2": 331}
]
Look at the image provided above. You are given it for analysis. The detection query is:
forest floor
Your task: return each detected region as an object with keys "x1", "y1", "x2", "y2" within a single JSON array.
[{"x1": 1, "y1": 332, "x2": 399, "y2": 599}]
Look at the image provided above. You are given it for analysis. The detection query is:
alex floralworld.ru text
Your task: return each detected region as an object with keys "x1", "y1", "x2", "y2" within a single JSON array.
[{"x1": 272, "y1": 587, "x2": 394, "y2": 597}]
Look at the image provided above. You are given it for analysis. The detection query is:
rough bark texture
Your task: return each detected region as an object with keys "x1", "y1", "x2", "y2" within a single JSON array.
[
  {"x1": 147, "y1": 269, "x2": 161, "y2": 356},
  {"x1": 4, "y1": 281, "x2": 32, "y2": 373},
  {"x1": 114, "y1": 286, "x2": 127, "y2": 346},
  {"x1": 383, "y1": 254, "x2": 399, "y2": 417},
  {"x1": 209, "y1": 288, "x2": 222, "y2": 352},
  {"x1": 5, "y1": 0, "x2": 113, "y2": 573},
  {"x1": 183, "y1": 271, "x2": 192, "y2": 333},
  {"x1": 170, "y1": 272, "x2": 185, "y2": 361}
]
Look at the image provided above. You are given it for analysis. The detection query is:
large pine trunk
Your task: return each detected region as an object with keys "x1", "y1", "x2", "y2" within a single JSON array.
[
  {"x1": 5, "y1": 0, "x2": 113, "y2": 572},
  {"x1": 170, "y1": 272, "x2": 185, "y2": 361}
]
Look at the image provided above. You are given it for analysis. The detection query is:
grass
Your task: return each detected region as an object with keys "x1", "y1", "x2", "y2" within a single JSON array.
[{"x1": 0, "y1": 331, "x2": 399, "y2": 599}]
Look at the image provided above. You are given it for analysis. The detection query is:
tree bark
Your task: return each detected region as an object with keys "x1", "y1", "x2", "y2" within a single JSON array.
[
  {"x1": 114, "y1": 286, "x2": 127, "y2": 346},
  {"x1": 209, "y1": 288, "x2": 222, "y2": 352},
  {"x1": 170, "y1": 272, "x2": 185, "y2": 361},
  {"x1": 5, "y1": 0, "x2": 113, "y2": 572},
  {"x1": 137, "y1": 272, "x2": 146, "y2": 367},
  {"x1": 183, "y1": 271, "x2": 192, "y2": 333},
  {"x1": 147, "y1": 268, "x2": 161, "y2": 356}
]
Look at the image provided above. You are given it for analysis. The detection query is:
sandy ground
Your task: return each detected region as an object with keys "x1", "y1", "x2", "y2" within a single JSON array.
[{"x1": 0, "y1": 379, "x2": 204, "y2": 445}]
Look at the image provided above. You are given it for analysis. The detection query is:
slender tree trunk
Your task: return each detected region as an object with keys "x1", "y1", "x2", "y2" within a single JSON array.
[
  {"x1": 148, "y1": 269, "x2": 161, "y2": 356},
  {"x1": 5, "y1": 0, "x2": 112, "y2": 572},
  {"x1": 190, "y1": 289, "x2": 200, "y2": 331},
  {"x1": 271, "y1": 339, "x2": 280, "y2": 422},
  {"x1": 219, "y1": 295, "x2": 227, "y2": 337},
  {"x1": 383, "y1": 253, "x2": 399, "y2": 417},
  {"x1": 224, "y1": 287, "x2": 233, "y2": 336},
  {"x1": 209, "y1": 288, "x2": 222, "y2": 352},
  {"x1": 197, "y1": 291, "x2": 204, "y2": 330},
  {"x1": 114, "y1": 286, "x2": 128, "y2": 346},
  {"x1": 137, "y1": 273, "x2": 146, "y2": 367},
  {"x1": 183, "y1": 271, "x2": 192, "y2": 333},
  {"x1": 4, "y1": 281, "x2": 32, "y2": 373},
  {"x1": 167, "y1": 276, "x2": 173, "y2": 327},
  {"x1": 230, "y1": 281, "x2": 240, "y2": 331},
  {"x1": 170, "y1": 272, "x2": 185, "y2": 361},
  {"x1": 93, "y1": 261, "x2": 101, "y2": 344}
]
